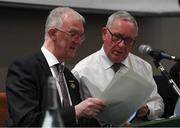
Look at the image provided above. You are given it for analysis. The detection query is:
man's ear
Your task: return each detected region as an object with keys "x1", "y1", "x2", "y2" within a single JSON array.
[
  {"x1": 102, "y1": 27, "x2": 107, "y2": 41},
  {"x1": 48, "y1": 28, "x2": 57, "y2": 41}
]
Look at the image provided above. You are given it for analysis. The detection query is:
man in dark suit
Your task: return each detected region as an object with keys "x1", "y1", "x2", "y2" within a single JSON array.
[{"x1": 6, "y1": 7, "x2": 105, "y2": 127}]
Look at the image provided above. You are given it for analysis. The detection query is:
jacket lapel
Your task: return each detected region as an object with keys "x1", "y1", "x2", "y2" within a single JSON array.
[
  {"x1": 34, "y1": 51, "x2": 63, "y2": 108},
  {"x1": 64, "y1": 67, "x2": 81, "y2": 105},
  {"x1": 35, "y1": 51, "x2": 81, "y2": 106},
  {"x1": 35, "y1": 51, "x2": 52, "y2": 77}
]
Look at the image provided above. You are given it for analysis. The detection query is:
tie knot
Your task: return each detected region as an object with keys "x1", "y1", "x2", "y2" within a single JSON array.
[
  {"x1": 55, "y1": 63, "x2": 64, "y2": 73},
  {"x1": 112, "y1": 63, "x2": 122, "y2": 73}
]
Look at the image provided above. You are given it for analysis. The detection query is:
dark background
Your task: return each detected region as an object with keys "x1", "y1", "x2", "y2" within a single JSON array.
[{"x1": 0, "y1": 6, "x2": 180, "y2": 91}]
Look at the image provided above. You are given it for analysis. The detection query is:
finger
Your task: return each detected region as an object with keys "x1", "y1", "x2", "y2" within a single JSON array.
[{"x1": 88, "y1": 97, "x2": 106, "y2": 105}]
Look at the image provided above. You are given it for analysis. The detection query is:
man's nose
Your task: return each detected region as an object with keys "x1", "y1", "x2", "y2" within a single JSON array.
[
  {"x1": 73, "y1": 37, "x2": 82, "y2": 45},
  {"x1": 117, "y1": 40, "x2": 126, "y2": 47}
]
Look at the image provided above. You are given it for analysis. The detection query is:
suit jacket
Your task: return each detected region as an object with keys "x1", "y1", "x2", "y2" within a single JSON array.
[
  {"x1": 170, "y1": 62, "x2": 180, "y2": 87},
  {"x1": 6, "y1": 51, "x2": 99, "y2": 127}
]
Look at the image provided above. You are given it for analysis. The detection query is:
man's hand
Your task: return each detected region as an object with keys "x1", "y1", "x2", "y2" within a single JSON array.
[
  {"x1": 136, "y1": 105, "x2": 150, "y2": 118},
  {"x1": 75, "y1": 97, "x2": 105, "y2": 119}
]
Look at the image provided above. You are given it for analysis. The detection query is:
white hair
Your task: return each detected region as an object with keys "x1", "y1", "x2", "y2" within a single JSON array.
[{"x1": 44, "y1": 7, "x2": 85, "y2": 39}]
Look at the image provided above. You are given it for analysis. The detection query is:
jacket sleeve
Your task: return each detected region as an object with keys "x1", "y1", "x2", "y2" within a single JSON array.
[{"x1": 6, "y1": 59, "x2": 45, "y2": 126}]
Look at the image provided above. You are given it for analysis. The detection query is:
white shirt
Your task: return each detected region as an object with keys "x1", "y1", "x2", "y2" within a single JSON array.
[
  {"x1": 72, "y1": 46, "x2": 164, "y2": 120},
  {"x1": 41, "y1": 46, "x2": 72, "y2": 106}
]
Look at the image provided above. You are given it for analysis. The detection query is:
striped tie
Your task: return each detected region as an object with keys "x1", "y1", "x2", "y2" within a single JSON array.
[
  {"x1": 56, "y1": 64, "x2": 70, "y2": 107},
  {"x1": 112, "y1": 63, "x2": 122, "y2": 73}
]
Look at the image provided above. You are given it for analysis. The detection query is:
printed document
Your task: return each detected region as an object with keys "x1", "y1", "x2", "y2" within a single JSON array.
[{"x1": 81, "y1": 69, "x2": 154, "y2": 126}]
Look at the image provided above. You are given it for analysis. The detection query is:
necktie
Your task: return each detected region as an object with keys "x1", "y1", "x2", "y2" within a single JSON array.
[
  {"x1": 112, "y1": 63, "x2": 122, "y2": 73},
  {"x1": 56, "y1": 64, "x2": 70, "y2": 107}
]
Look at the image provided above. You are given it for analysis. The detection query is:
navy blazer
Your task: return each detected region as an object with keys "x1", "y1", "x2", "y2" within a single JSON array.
[{"x1": 6, "y1": 51, "x2": 100, "y2": 127}]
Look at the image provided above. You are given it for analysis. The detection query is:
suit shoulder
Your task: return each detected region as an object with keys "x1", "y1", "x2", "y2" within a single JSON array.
[
  {"x1": 11, "y1": 51, "x2": 42, "y2": 65},
  {"x1": 8, "y1": 51, "x2": 44, "y2": 72}
]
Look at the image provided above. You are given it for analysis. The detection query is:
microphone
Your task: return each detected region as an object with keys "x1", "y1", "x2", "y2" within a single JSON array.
[{"x1": 138, "y1": 44, "x2": 180, "y2": 61}]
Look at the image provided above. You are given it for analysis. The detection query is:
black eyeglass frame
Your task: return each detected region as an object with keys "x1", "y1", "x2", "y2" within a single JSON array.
[{"x1": 106, "y1": 27, "x2": 136, "y2": 45}]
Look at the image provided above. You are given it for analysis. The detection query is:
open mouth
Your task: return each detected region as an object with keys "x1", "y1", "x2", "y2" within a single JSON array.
[
  {"x1": 70, "y1": 46, "x2": 77, "y2": 50},
  {"x1": 70, "y1": 46, "x2": 75, "y2": 49},
  {"x1": 113, "y1": 50, "x2": 124, "y2": 55}
]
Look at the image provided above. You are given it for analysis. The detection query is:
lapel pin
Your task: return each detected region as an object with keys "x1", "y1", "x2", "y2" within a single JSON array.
[{"x1": 69, "y1": 80, "x2": 76, "y2": 89}]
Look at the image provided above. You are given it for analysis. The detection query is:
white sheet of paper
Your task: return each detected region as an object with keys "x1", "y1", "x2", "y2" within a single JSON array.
[{"x1": 81, "y1": 69, "x2": 154, "y2": 126}]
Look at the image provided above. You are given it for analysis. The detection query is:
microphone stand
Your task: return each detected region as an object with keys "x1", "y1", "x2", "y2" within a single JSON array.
[{"x1": 153, "y1": 58, "x2": 180, "y2": 97}]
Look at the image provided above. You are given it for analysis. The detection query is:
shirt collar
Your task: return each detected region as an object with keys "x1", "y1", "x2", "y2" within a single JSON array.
[
  {"x1": 99, "y1": 46, "x2": 114, "y2": 70},
  {"x1": 41, "y1": 46, "x2": 64, "y2": 67},
  {"x1": 99, "y1": 46, "x2": 130, "y2": 70},
  {"x1": 121, "y1": 56, "x2": 130, "y2": 69}
]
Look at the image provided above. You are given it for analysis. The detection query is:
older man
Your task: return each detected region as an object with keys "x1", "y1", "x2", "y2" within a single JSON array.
[
  {"x1": 72, "y1": 10, "x2": 164, "y2": 124},
  {"x1": 6, "y1": 7, "x2": 105, "y2": 127}
]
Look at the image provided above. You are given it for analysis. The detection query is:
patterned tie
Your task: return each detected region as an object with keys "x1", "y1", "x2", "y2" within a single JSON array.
[
  {"x1": 56, "y1": 64, "x2": 70, "y2": 107},
  {"x1": 112, "y1": 63, "x2": 122, "y2": 73}
]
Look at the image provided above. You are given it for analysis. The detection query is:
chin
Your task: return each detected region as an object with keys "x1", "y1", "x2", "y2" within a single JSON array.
[
  {"x1": 112, "y1": 56, "x2": 126, "y2": 63},
  {"x1": 67, "y1": 54, "x2": 75, "y2": 59}
]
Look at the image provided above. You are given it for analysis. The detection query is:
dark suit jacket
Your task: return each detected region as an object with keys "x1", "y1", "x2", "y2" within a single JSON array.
[
  {"x1": 170, "y1": 62, "x2": 180, "y2": 87},
  {"x1": 153, "y1": 75, "x2": 178, "y2": 118},
  {"x1": 6, "y1": 51, "x2": 99, "y2": 127}
]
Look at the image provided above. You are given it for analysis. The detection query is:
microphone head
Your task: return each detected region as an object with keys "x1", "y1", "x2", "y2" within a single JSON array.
[{"x1": 138, "y1": 44, "x2": 152, "y2": 55}]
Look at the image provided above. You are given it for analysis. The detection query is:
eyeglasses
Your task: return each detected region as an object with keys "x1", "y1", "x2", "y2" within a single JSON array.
[
  {"x1": 55, "y1": 28, "x2": 85, "y2": 43},
  {"x1": 106, "y1": 28, "x2": 136, "y2": 45}
]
